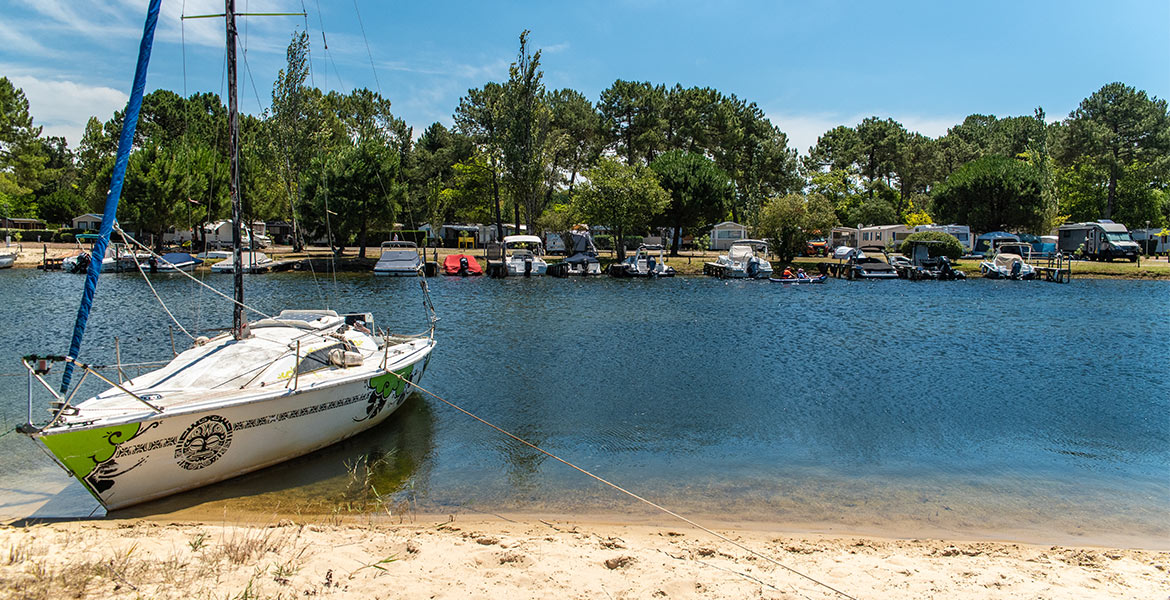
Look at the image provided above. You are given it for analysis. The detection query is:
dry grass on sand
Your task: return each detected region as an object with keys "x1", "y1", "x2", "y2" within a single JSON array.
[{"x1": 1, "y1": 516, "x2": 1166, "y2": 599}]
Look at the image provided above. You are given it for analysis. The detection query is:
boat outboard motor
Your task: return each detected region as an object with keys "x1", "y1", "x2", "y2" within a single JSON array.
[
  {"x1": 524, "y1": 257, "x2": 532, "y2": 276},
  {"x1": 458, "y1": 256, "x2": 469, "y2": 276},
  {"x1": 1010, "y1": 259, "x2": 1022, "y2": 279},
  {"x1": 647, "y1": 255, "x2": 656, "y2": 276},
  {"x1": 747, "y1": 259, "x2": 759, "y2": 278}
]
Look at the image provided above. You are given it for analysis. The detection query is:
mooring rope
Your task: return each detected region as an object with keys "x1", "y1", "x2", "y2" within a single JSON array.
[
  {"x1": 388, "y1": 372, "x2": 858, "y2": 600},
  {"x1": 128, "y1": 242, "x2": 196, "y2": 340}
]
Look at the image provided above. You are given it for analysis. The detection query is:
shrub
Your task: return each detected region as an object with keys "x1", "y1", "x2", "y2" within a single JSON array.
[{"x1": 898, "y1": 231, "x2": 964, "y2": 259}]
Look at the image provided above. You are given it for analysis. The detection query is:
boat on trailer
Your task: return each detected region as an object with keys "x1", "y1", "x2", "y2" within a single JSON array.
[{"x1": 17, "y1": 0, "x2": 436, "y2": 512}]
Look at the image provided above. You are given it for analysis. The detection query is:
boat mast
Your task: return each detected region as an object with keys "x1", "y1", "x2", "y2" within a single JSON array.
[{"x1": 226, "y1": 0, "x2": 246, "y2": 339}]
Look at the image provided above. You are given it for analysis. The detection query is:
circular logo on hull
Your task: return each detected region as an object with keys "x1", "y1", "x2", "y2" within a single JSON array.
[{"x1": 175, "y1": 415, "x2": 233, "y2": 470}]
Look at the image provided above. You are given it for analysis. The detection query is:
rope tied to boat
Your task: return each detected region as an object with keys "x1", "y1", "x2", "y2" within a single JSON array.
[{"x1": 387, "y1": 371, "x2": 859, "y2": 600}]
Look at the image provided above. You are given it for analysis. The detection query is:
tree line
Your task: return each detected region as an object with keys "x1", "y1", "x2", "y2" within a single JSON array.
[{"x1": 1, "y1": 30, "x2": 1167, "y2": 260}]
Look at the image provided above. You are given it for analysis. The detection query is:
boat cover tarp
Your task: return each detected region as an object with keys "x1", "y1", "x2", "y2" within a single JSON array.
[
  {"x1": 443, "y1": 254, "x2": 482, "y2": 275},
  {"x1": 374, "y1": 249, "x2": 422, "y2": 272},
  {"x1": 563, "y1": 252, "x2": 599, "y2": 265},
  {"x1": 160, "y1": 252, "x2": 201, "y2": 267}
]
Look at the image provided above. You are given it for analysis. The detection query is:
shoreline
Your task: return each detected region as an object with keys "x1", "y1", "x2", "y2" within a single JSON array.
[
  {"x1": 4, "y1": 243, "x2": 1170, "y2": 279},
  {"x1": 2, "y1": 514, "x2": 1165, "y2": 599}
]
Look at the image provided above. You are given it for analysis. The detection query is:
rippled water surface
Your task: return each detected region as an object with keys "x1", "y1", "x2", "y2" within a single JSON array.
[{"x1": 0, "y1": 269, "x2": 1166, "y2": 546}]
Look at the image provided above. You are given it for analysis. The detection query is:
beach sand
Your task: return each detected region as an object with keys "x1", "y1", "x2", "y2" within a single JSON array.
[{"x1": 1, "y1": 514, "x2": 1165, "y2": 599}]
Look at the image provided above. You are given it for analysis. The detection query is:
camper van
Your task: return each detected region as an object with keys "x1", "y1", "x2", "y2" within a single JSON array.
[{"x1": 1057, "y1": 220, "x2": 1140, "y2": 262}]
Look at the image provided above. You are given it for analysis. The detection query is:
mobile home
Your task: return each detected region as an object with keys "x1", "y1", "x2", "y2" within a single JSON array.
[
  {"x1": 911, "y1": 224, "x2": 972, "y2": 253},
  {"x1": 858, "y1": 225, "x2": 912, "y2": 251}
]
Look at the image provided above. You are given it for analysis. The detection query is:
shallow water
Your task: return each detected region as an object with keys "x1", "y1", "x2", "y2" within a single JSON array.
[{"x1": 0, "y1": 269, "x2": 1166, "y2": 547}]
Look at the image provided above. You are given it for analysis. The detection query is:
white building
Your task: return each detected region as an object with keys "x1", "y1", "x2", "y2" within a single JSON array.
[
  {"x1": 72, "y1": 213, "x2": 103, "y2": 231},
  {"x1": 709, "y1": 221, "x2": 747, "y2": 250}
]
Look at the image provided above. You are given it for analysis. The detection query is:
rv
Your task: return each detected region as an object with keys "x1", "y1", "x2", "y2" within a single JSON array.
[
  {"x1": 1056, "y1": 220, "x2": 1140, "y2": 261},
  {"x1": 912, "y1": 224, "x2": 972, "y2": 253}
]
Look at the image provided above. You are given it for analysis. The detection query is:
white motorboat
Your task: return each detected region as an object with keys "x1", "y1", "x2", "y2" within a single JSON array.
[
  {"x1": 0, "y1": 250, "x2": 15, "y2": 269},
  {"x1": 609, "y1": 244, "x2": 675, "y2": 277},
  {"x1": 372, "y1": 241, "x2": 422, "y2": 276},
  {"x1": 704, "y1": 239, "x2": 773, "y2": 279},
  {"x1": 18, "y1": 1, "x2": 437, "y2": 512},
  {"x1": 503, "y1": 235, "x2": 548, "y2": 276},
  {"x1": 980, "y1": 243, "x2": 1037, "y2": 280},
  {"x1": 210, "y1": 251, "x2": 273, "y2": 273}
]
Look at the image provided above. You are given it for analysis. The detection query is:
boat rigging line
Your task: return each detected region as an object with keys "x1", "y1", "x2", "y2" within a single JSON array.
[{"x1": 387, "y1": 372, "x2": 859, "y2": 600}]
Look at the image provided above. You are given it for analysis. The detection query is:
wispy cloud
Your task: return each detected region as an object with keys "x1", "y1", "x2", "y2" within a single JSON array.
[{"x1": 10, "y1": 74, "x2": 127, "y2": 148}]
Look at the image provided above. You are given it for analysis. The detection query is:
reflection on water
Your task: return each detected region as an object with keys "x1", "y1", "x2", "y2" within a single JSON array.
[{"x1": 0, "y1": 269, "x2": 1167, "y2": 546}]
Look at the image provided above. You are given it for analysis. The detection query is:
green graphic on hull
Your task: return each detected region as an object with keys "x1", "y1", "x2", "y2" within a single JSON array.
[
  {"x1": 357, "y1": 365, "x2": 415, "y2": 422},
  {"x1": 40, "y1": 423, "x2": 142, "y2": 482}
]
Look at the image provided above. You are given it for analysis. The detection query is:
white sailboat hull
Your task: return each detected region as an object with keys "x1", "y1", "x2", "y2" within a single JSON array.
[{"x1": 32, "y1": 342, "x2": 431, "y2": 511}]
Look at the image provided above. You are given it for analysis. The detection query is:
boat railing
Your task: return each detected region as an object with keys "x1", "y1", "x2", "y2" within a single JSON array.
[{"x1": 19, "y1": 354, "x2": 165, "y2": 433}]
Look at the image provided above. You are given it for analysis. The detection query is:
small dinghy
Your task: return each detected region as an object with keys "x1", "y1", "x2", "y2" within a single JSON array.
[
  {"x1": 769, "y1": 274, "x2": 827, "y2": 284},
  {"x1": 443, "y1": 253, "x2": 482, "y2": 276}
]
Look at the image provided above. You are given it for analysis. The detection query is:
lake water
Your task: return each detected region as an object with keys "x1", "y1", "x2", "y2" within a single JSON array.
[{"x1": 0, "y1": 268, "x2": 1166, "y2": 548}]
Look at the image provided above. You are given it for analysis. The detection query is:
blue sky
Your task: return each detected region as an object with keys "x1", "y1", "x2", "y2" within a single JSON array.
[{"x1": 2, "y1": 0, "x2": 1167, "y2": 154}]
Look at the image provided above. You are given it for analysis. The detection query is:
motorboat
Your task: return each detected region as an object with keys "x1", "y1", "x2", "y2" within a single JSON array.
[
  {"x1": 150, "y1": 252, "x2": 203, "y2": 273},
  {"x1": 848, "y1": 255, "x2": 899, "y2": 279},
  {"x1": 372, "y1": 241, "x2": 422, "y2": 276},
  {"x1": 443, "y1": 253, "x2": 483, "y2": 276},
  {"x1": 17, "y1": 2, "x2": 437, "y2": 512},
  {"x1": 62, "y1": 237, "x2": 137, "y2": 273},
  {"x1": 549, "y1": 252, "x2": 602, "y2": 277},
  {"x1": 210, "y1": 251, "x2": 273, "y2": 274},
  {"x1": 703, "y1": 239, "x2": 773, "y2": 279},
  {"x1": 609, "y1": 244, "x2": 675, "y2": 277},
  {"x1": 502, "y1": 235, "x2": 548, "y2": 276},
  {"x1": 0, "y1": 250, "x2": 15, "y2": 269},
  {"x1": 549, "y1": 227, "x2": 603, "y2": 276},
  {"x1": 889, "y1": 241, "x2": 965, "y2": 281},
  {"x1": 980, "y1": 242, "x2": 1037, "y2": 280}
]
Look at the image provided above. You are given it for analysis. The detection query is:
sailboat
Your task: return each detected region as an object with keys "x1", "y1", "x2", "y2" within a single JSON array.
[{"x1": 17, "y1": 0, "x2": 436, "y2": 511}]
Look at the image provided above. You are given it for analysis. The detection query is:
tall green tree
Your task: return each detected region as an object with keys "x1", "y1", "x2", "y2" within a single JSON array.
[
  {"x1": 455, "y1": 82, "x2": 508, "y2": 239},
  {"x1": 572, "y1": 157, "x2": 669, "y2": 260},
  {"x1": 302, "y1": 137, "x2": 404, "y2": 257},
  {"x1": 649, "y1": 150, "x2": 731, "y2": 255},
  {"x1": 271, "y1": 31, "x2": 315, "y2": 250},
  {"x1": 757, "y1": 193, "x2": 838, "y2": 263},
  {"x1": 1056, "y1": 83, "x2": 1170, "y2": 219},
  {"x1": 932, "y1": 155, "x2": 1046, "y2": 233},
  {"x1": 501, "y1": 31, "x2": 553, "y2": 232},
  {"x1": 0, "y1": 77, "x2": 47, "y2": 217},
  {"x1": 598, "y1": 79, "x2": 666, "y2": 166}
]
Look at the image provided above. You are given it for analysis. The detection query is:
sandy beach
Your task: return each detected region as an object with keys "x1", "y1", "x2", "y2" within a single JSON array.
[{"x1": 1, "y1": 513, "x2": 1166, "y2": 599}]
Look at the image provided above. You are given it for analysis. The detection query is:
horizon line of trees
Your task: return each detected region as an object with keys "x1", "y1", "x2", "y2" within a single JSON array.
[{"x1": 2, "y1": 30, "x2": 1167, "y2": 260}]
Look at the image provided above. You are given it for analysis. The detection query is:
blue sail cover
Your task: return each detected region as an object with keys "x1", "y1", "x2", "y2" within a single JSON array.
[{"x1": 60, "y1": 0, "x2": 163, "y2": 393}]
